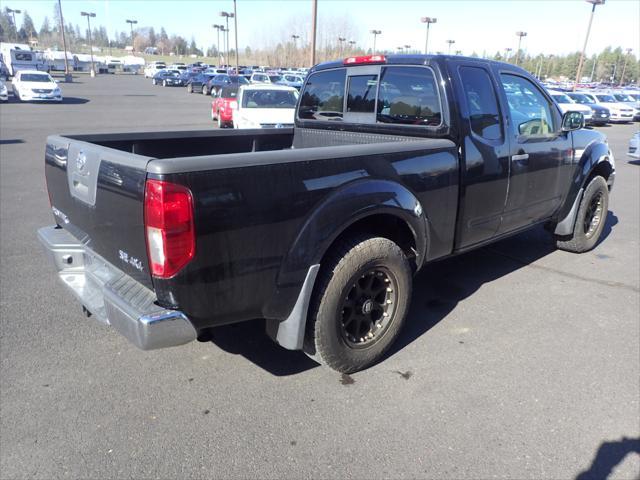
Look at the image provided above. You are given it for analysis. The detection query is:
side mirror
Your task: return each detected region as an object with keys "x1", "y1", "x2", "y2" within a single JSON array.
[{"x1": 562, "y1": 111, "x2": 585, "y2": 131}]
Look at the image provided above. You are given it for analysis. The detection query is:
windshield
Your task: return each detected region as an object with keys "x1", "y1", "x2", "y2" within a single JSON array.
[
  {"x1": 568, "y1": 93, "x2": 590, "y2": 104},
  {"x1": 242, "y1": 89, "x2": 298, "y2": 108},
  {"x1": 269, "y1": 75, "x2": 282, "y2": 83},
  {"x1": 230, "y1": 76, "x2": 249, "y2": 84},
  {"x1": 552, "y1": 94, "x2": 572, "y2": 104},
  {"x1": 20, "y1": 73, "x2": 52, "y2": 83},
  {"x1": 595, "y1": 94, "x2": 616, "y2": 103},
  {"x1": 613, "y1": 93, "x2": 633, "y2": 102}
]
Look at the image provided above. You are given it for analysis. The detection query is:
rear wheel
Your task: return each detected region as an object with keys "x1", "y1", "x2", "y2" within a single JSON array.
[
  {"x1": 162, "y1": 79, "x2": 167, "y2": 87},
  {"x1": 304, "y1": 236, "x2": 412, "y2": 373},
  {"x1": 202, "y1": 85, "x2": 208, "y2": 95},
  {"x1": 555, "y1": 175, "x2": 609, "y2": 253},
  {"x1": 152, "y1": 79, "x2": 157, "y2": 85},
  {"x1": 187, "y1": 84, "x2": 193, "y2": 93}
]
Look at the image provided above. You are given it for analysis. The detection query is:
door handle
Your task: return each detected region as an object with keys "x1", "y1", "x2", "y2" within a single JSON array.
[{"x1": 511, "y1": 153, "x2": 529, "y2": 162}]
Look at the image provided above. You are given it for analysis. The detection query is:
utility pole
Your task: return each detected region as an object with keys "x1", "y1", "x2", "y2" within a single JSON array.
[
  {"x1": 574, "y1": 0, "x2": 605, "y2": 90},
  {"x1": 81, "y1": 11, "x2": 96, "y2": 77},
  {"x1": 56, "y1": 0, "x2": 72, "y2": 82},
  {"x1": 310, "y1": 0, "x2": 318, "y2": 66},
  {"x1": 514, "y1": 31, "x2": 527, "y2": 65}
]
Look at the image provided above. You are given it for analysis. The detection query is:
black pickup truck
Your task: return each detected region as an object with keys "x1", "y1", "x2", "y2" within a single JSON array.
[{"x1": 39, "y1": 55, "x2": 615, "y2": 373}]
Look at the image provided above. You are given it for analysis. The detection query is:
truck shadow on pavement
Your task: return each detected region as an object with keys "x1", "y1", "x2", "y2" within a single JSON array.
[
  {"x1": 575, "y1": 437, "x2": 640, "y2": 480},
  {"x1": 207, "y1": 213, "x2": 618, "y2": 376}
]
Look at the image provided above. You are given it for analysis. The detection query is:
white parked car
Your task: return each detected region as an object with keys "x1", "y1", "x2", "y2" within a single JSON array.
[
  {"x1": 0, "y1": 80, "x2": 8, "y2": 102},
  {"x1": 12, "y1": 70, "x2": 62, "y2": 102},
  {"x1": 250, "y1": 72, "x2": 271, "y2": 84},
  {"x1": 233, "y1": 84, "x2": 298, "y2": 129},
  {"x1": 580, "y1": 91, "x2": 634, "y2": 123},
  {"x1": 629, "y1": 131, "x2": 640, "y2": 160},
  {"x1": 144, "y1": 62, "x2": 166, "y2": 78},
  {"x1": 548, "y1": 90, "x2": 592, "y2": 123}
]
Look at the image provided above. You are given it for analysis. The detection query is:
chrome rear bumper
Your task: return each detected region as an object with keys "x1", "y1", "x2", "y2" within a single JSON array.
[{"x1": 37, "y1": 225, "x2": 197, "y2": 350}]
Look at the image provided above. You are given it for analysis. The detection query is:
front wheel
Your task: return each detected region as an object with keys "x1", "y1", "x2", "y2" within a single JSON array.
[
  {"x1": 555, "y1": 175, "x2": 609, "y2": 253},
  {"x1": 202, "y1": 85, "x2": 208, "y2": 95},
  {"x1": 304, "y1": 236, "x2": 412, "y2": 373},
  {"x1": 187, "y1": 84, "x2": 193, "y2": 93},
  {"x1": 162, "y1": 79, "x2": 167, "y2": 87}
]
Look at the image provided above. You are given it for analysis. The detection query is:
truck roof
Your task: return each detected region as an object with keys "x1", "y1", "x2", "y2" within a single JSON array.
[{"x1": 311, "y1": 54, "x2": 518, "y2": 73}]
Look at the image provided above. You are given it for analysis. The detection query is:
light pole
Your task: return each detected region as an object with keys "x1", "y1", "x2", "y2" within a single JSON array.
[
  {"x1": 370, "y1": 30, "x2": 381, "y2": 54},
  {"x1": 404, "y1": 44, "x2": 411, "y2": 54},
  {"x1": 291, "y1": 34, "x2": 300, "y2": 66},
  {"x1": 126, "y1": 19, "x2": 137, "y2": 52},
  {"x1": 446, "y1": 39, "x2": 455, "y2": 55},
  {"x1": 233, "y1": 0, "x2": 239, "y2": 74},
  {"x1": 545, "y1": 54, "x2": 555, "y2": 79},
  {"x1": 310, "y1": 0, "x2": 318, "y2": 66},
  {"x1": 397, "y1": 46, "x2": 404, "y2": 54},
  {"x1": 6, "y1": 8, "x2": 21, "y2": 41},
  {"x1": 348, "y1": 40, "x2": 356, "y2": 54},
  {"x1": 220, "y1": 27, "x2": 228, "y2": 64},
  {"x1": 213, "y1": 25, "x2": 223, "y2": 64},
  {"x1": 619, "y1": 48, "x2": 633, "y2": 86},
  {"x1": 56, "y1": 0, "x2": 71, "y2": 82},
  {"x1": 220, "y1": 11, "x2": 235, "y2": 67},
  {"x1": 338, "y1": 37, "x2": 346, "y2": 57},
  {"x1": 504, "y1": 47, "x2": 512, "y2": 62},
  {"x1": 420, "y1": 17, "x2": 437, "y2": 55},
  {"x1": 514, "y1": 31, "x2": 527, "y2": 65},
  {"x1": 81, "y1": 12, "x2": 96, "y2": 77},
  {"x1": 574, "y1": 0, "x2": 605, "y2": 90}
]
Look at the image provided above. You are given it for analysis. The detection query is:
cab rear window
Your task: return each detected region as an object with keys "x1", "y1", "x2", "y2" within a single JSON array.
[{"x1": 299, "y1": 66, "x2": 441, "y2": 126}]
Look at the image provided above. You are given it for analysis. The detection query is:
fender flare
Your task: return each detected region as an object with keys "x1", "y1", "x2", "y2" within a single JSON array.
[
  {"x1": 277, "y1": 178, "x2": 429, "y2": 288},
  {"x1": 554, "y1": 140, "x2": 614, "y2": 236}
]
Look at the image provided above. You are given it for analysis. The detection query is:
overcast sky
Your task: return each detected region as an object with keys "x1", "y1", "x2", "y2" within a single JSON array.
[{"x1": 11, "y1": 0, "x2": 640, "y2": 57}]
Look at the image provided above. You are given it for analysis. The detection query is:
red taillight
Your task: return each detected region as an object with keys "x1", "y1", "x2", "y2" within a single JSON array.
[
  {"x1": 144, "y1": 179, "x2": 195, "y2": 278},
  {"x1": 343, "y1": 55, "x2": 386, "y2": 65}
]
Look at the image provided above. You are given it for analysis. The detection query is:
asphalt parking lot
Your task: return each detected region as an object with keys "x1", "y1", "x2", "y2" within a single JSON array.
[{"x1": 1, "y1": 74, "x2": 639, "y2": 479}]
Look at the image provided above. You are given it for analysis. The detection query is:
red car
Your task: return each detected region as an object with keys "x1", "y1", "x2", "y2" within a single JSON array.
[{"x1": 211, "y1": 86, "x2": 238, "y2": 128}]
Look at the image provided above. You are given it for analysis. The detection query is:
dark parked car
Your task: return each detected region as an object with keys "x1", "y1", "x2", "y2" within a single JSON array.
[
  {"x1": 567, "y1": 92, "x2": 611, "y2": 125},
  {"x1": 204, "y1": 74, "x2": 249, "y2": 95},
  {"x1": 152, "y1": 69, "x2": 183, "y2": 86},
  {"x1": 39, "y1": 55, "x2": 614, "y2": 373},
  {"x1": 185, "y1": 72, "x2": 215, "y2": 93}
]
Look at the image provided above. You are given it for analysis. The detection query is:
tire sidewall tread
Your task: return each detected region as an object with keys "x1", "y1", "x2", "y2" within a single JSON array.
[{"x1": 304, "y1": 236, "x2": 412, "y2": 373}]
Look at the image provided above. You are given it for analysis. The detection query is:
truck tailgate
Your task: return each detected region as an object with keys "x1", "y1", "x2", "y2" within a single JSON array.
[{"x1": 44, "y1": 135, "x2": 153, "y2": 288}]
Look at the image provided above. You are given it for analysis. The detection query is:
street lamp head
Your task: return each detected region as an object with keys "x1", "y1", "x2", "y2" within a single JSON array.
[
  {"x1": 421, "y1": 17, "x2": 437, "y2": 24},
  {"x1": 447, "y1": 39, "x2": 455, "y2": 44},
  {"x1": 516, "y1": 31, "x2": 527, "y2": 37},
  {"x1": 404, "y1": 44, "x2": 411, "y2": 49},
  {"x1": 586, "y1": 0, "x2": 605, "y2": 5},
  {"x1": 220, "y1": 11, "x2": 234, "y2": 18},
  {"x1": 338, "y1": 37, "x2": 346, "y2": 42},
  {"x1": 81, "y1": 12, "x2": 96, "y2": 18},
  {"x1": 370, "y1": 29, "x2": 382, "y2": 35},
  {"x1": 126, "y1": 19, "x2": 137, "y2": 25}
]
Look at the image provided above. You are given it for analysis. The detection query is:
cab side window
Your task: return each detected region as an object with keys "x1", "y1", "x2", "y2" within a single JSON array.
[
  {"x1": 459, "y1": 66, "x2": 502, "y2": 141},
  {"x1": 376, "y1": 66, "x2": 441, "y2": 126},
  {"x1": 298, "y1": 68, "x2": 346, "y2": 121},
  {"x1": 500, "y1": 74, "x2": 555, "y2": 137}
]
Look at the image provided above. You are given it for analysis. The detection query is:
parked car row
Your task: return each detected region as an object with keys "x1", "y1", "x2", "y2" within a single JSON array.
[{"x1": 543, "y1": 83, "x2": 640, "y2": 125}]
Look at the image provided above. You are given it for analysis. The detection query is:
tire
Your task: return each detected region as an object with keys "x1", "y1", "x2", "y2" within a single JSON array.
[
  {"x1": 217, "y1": 115, "x2": 223, "y2": 128},
  {"x1": 555, "y1": 175, "x2": 609, "y2": 253},
  {"x1": 202, "y1": 85, "x2": 208, "y2": 95},
  {"x1": 152, "y1": 79, "x2": 157, "y2": 85},
  {"x1": 303, "y1": 236, "x2": 412, "y2": 373},
  {"x1": 162, "y1": 79, "x2": 167, "y2": 87},
  {"x1": 187, "y1": 84, "x2": 193, "y2": 94}
]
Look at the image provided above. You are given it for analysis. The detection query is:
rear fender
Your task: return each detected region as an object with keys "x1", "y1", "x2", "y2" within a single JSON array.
[{"x1": 277, "y1": 178, "x2": 428, "y2": 288}]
